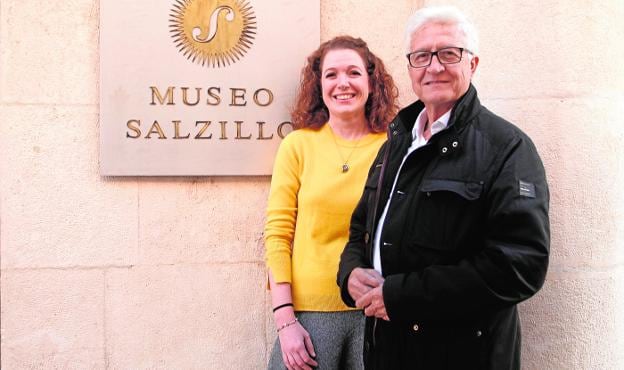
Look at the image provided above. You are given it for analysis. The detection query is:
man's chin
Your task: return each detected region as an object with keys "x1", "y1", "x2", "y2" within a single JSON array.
[{"x1": 421, "y1": 95, "x2": 452, "y2": 106}]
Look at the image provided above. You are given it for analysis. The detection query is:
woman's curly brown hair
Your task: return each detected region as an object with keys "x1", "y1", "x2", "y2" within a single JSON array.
[{"x1": 291, "y1": 35, "x2": 399, "y2": 133}]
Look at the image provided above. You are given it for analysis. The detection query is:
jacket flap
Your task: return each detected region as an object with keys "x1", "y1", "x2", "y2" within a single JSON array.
[{"x1": 420, "y1": 179, "x2": 482, "y2": 200}]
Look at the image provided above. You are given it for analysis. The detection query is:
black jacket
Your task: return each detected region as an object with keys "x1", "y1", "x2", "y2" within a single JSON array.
[{"x1": 338, "y1": 85, "x2": 550, "y2": 370}]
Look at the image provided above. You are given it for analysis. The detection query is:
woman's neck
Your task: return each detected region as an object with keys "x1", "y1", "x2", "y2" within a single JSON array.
[{"x1": 328, "y1": 116, "x2": 370, "y2": 140}]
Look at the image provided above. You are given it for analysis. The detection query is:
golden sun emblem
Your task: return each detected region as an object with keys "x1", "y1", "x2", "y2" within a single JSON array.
[{"x1": 169, "y1": 0, "x2": 256, "y2": 67}]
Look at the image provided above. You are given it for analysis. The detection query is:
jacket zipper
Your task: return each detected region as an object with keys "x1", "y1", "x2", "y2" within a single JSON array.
[{"x1": 368, "y1": 131, "x2": 396, "y2": 349}]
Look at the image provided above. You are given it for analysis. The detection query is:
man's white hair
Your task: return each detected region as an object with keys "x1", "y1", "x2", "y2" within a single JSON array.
[{"x1": 405, "y1": 5, "x2": 479, "y2": 55}]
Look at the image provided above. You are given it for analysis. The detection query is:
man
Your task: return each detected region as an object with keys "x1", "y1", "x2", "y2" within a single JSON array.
[{"x1": 338, "y1": 5, "x2": 549, "y2": 370}]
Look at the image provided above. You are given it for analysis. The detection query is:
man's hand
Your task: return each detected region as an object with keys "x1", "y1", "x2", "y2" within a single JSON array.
[
  {"x1": 356, "y1": 285, "x2": 389, "y2": 321},
  {"x1": 347, "y1": 268, "x2": 384, "y2": 302}
]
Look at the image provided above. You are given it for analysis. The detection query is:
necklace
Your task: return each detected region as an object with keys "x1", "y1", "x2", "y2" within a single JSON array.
[{"x1": 329, "y1": 127, "x2": 365, "y2": 173}]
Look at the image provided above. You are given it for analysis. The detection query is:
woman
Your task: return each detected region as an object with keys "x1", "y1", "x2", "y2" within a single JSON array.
[{"x1": 264, "y1": 36, "x2": 399, "y2": 370}]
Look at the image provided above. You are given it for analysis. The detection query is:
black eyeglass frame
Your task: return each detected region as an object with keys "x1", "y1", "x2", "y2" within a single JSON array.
[{"x1": 406, "y1": 47, "x2": 473, "y2": 69}]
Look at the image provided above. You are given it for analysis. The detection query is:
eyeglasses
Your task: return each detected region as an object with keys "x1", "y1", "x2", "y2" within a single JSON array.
[{"x1": 406, "y1": 47, "x2": 473, "y2": 68}]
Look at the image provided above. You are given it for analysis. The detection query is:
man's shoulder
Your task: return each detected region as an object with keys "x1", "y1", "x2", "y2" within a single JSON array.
[{"x1": 471, "y1": 106, "x2": 534, "y2": 148}]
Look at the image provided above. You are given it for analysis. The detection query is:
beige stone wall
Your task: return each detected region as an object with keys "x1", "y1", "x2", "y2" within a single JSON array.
[{"x1": 1, "y1": 0, "x2": 622, "y2": 369}]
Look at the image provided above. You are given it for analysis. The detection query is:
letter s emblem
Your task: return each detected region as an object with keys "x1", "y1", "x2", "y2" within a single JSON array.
[{"x1": 192, "y1": 6, "x2": 235, "y2": 43}]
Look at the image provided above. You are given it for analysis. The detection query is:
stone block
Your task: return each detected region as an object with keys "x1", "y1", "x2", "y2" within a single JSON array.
[
  {"x1": 0, "y1": 0, "x2": 99, "y2": 104},
  {"x1": 106, "y1": 263, "x2": 267, "y2": 369},
  {"x1": 0, "y1": 105, "x2": 138, "y2": 268},
  {"x1": 0, "y1": 269, "x2": 106, "y2": 368},
  {"x1": 137, "y1": 178, "x2": 268, "y2": 265},
  {"x1": 520, "y1": 268, "x2": 624, "y2": 369}
]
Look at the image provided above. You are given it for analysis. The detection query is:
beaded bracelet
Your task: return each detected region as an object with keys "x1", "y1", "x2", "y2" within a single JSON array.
[{"x1": 276, "y1": 318, "x2": 299, "y2": 333}]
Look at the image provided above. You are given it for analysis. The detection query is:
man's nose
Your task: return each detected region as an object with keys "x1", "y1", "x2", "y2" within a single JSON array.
[{"x1": 427, "y1": 55, "x2": 445, "y2": 73}]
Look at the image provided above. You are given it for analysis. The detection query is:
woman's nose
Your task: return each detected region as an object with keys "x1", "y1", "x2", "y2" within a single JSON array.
[{"x1": 337, "y1": 73, "x2": 349, "y2": 88}]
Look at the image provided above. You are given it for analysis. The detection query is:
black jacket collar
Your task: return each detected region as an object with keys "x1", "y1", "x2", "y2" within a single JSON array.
[{"x1": 392, "y1": 83, "x2": 481, "y2": 138}]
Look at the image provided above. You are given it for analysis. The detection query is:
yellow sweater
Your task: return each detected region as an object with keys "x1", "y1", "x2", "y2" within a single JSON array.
[{"x1": 264, "y1": 123, "x2": 386, "y2": 311}]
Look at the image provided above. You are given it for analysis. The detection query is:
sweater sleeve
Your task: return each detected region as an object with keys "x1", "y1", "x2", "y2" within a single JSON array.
[{"x1": 264, "y1": 135, "x2": 301, "y2": 283}]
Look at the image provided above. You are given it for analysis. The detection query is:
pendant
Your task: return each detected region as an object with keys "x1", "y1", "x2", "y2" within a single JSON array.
[{"x1": 342, "y1": 164, "x2": 349, "y2": 173}]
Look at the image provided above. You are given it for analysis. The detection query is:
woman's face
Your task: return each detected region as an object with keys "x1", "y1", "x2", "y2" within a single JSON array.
[{"x1": 320, "y1": 48, "x2": 370, "y2": 122}]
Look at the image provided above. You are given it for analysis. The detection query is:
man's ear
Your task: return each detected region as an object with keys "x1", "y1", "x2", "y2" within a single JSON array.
[{"x1": 470, "y1": 55, "x2": 479, "y2": 73}]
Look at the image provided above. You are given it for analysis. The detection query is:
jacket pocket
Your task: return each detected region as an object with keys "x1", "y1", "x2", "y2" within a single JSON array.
[
  {"x1": 361, "y1": 162, "x2": 383, "y2": 245},
  {"x1": 364, "y1": 162, "x2": 383, "y2": 190},
  {"x1": 410, "y1": 178, "x2": 484, "y2": 251},
  {"x1": 420, "y1": 179, "x2": 482, "y2": 200}
]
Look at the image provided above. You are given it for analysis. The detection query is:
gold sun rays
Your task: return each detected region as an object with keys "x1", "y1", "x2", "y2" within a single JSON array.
[{"x1": 169, "y1": 0, "x2": 257, "y2": 68}]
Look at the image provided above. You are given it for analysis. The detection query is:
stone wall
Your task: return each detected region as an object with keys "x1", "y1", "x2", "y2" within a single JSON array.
[{"x1": 1, "y1": 0, "x2": 622, "y2": 368}]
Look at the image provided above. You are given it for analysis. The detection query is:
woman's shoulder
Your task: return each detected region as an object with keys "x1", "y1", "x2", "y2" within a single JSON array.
[
  {"x1": 360, "y1": 131, "x2": 387, "y2": 147},
  {"x1": 280, "y1": 126, "x2": 325, "y2": 146}
]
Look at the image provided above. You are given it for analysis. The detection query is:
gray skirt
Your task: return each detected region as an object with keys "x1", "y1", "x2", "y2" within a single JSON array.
[{"x1": 268, "y1": 310, "x2": 365, "y2": 370}]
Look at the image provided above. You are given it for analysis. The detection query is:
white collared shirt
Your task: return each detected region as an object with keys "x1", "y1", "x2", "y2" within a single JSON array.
[{"x1": 372, "y1": 108, "x2": 452, "y2": 273}]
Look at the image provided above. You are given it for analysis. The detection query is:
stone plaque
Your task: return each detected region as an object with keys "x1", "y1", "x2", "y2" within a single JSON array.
[{"x1": 100, "y1": 0, "x2": 320, "y2": 175}]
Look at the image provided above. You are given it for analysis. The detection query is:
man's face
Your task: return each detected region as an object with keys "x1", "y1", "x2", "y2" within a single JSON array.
[{"x1": 408, "y1": 22, "x2": 478, "y2": 115}]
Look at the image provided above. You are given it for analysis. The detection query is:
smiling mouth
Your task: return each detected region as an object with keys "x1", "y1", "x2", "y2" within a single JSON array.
[{"x1": 334, "y1": 93, "x2": 356, "y2": 100}]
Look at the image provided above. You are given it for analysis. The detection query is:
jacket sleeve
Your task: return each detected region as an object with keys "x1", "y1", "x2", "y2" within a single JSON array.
[
  {"x1": 383, "y1": 134, "x2": 550, "y2": 321},
  {"x1": 337, "y1": 144, "x2": 387, "y2": 307}
]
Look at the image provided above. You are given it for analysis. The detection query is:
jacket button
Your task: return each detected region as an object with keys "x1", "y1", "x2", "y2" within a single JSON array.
[
  {"x1": 476, "y1": 330, "x2": 482, "y2": 337},
  {"x1": 426, "y1": 192, "x2": 431, "y2": 197},
  {"x1": 452, "y1": 141, "x2": 458, "y2": 148},
  {"x1": 413, "y1": 324, "x2": 419, "y2": 332},
  {"x1": 441, "y1": 147, "x2": 448, "y2": 154},
  {"x1": 364, "y1": 232, "x2": 370, "y2": 244},
  {"x1": 393, "y1": 130, "x2": 399, "y2": 136}
]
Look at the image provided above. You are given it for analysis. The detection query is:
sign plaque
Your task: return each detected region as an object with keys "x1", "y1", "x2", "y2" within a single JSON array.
[{"x1": 100, "y1": 0, "x2": 320, "y2": 175}]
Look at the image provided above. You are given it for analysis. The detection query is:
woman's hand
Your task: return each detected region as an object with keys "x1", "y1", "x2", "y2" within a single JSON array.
[
  {"x1": 267, "y1": 274, "x2": 317, "y2": 369},
  {"x1": 278, "y1": 320, "x2": 318, "y2": 370}
]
